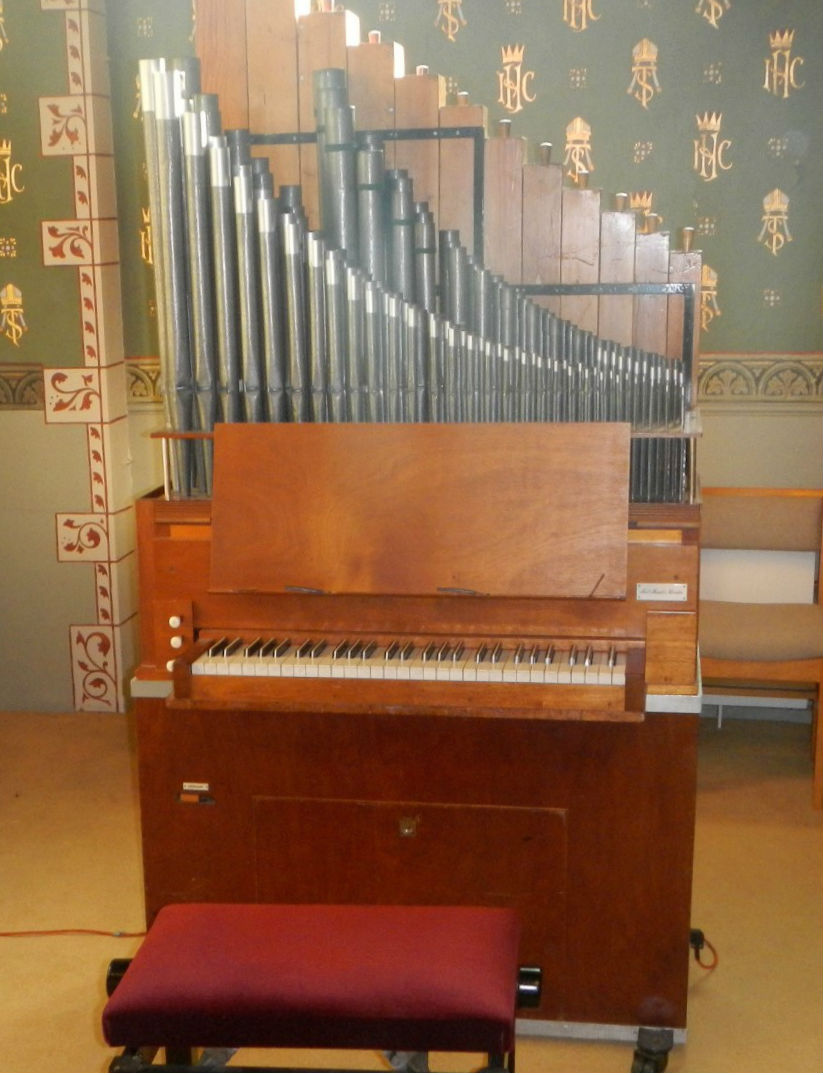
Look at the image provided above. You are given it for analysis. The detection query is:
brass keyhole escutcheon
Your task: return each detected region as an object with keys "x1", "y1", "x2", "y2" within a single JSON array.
[{"x1": 398, "y1": 815, "x2": 420, "y2": 838}]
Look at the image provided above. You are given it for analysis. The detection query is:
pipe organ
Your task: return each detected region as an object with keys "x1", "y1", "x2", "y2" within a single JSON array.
[{"x1": 133, "y1": 4, "x2": 702, "y2": 1057}]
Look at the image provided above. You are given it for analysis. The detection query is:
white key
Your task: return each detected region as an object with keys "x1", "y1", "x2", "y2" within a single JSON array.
[
  {"x1": 393, "y1": 642, "x2": 418, "y2": 681},
  {"x1": 569, "y1": 646, "x2": 586, "y2": 684},
  {"x1": 211, "y1": 637, "x2": 239, "y2": 676},
  {"x1": 611, "y1": 650, "x2": 627, "y2": 686},
  {"x1": 421, "y1": 642, "x2": 440, "y2": 681},
  {"x1": 354, "y1": 641, "x2": 379, "y2": 679},
  {"x1": 224, "y1": 638, "x2": 246, "y2": 676},
  {"x1": 240, "y1": 639, "x2": 263, "y2": 676},
  {"x1": 304, "y1": 640, "x2": 328, "y2": 677},
  {"x1": 253, "y1": 639, "x2": 278, "y2": 676},
  {"x1": 555, "y1": 648, "x2": 573, "y2": 684},
  {"x1": 342, "y1": 641, "x2": 366, "y2": 678},
  {"x1": 400, "y1": 646, "x2": 424, "y2": 681}
]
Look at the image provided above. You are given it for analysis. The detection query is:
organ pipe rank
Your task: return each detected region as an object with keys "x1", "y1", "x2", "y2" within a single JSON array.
[{"x1": 139, "y1": 56, "x2": 696, "y2": 503}]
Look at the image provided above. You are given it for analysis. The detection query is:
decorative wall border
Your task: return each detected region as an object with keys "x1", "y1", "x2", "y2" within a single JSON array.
[
  {"x1": 0, "y1": 358, "x2": 160, "y2": 409},
  {"x1": 38, "y1": 0, "x2": 135, "y2": 712},
  {"x1": 126, "y1": 356, "x2": 163, "y2": 405},
  {"x1": 0, "y1": 365, "x2": 45, "y2": 407},
  {"x1": 4, "y1": 354, "x2": 822, "y2": 412},
  {"x1": 698, "y1": 354, "x2": 823, "y2": 404}
]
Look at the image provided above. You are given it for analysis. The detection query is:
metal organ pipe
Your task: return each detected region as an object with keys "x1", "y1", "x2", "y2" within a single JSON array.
[
  {"x1": 149, "y1": 64, "x2": 195, "y2": 492},
  {"x1": 234, "y1": 162, "x2": 266, "y2": 422},
  {"x1": 208, "y1": 136, "x2": 243, "y2": 424}
]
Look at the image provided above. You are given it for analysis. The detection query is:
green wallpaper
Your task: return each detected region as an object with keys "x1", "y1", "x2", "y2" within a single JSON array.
[{"x1": 0, "y1": 3, "x2": 81, "y2": 366}]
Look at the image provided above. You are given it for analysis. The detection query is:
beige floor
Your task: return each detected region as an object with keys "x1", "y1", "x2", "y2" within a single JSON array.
[{"x1": 0, "y1": 711, "x2": 820, "y2": 1074}]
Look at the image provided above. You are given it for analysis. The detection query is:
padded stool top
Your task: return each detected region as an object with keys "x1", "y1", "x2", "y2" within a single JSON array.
[{"x1": 102, "y1": 903, "x2": 521, "y2": 1054}]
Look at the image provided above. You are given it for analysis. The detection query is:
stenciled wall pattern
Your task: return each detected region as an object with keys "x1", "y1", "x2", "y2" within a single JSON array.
[
  {"x1": 0, "y1": 0, "x2": 193, "y2": 410},
  {"x1": 344, "y1": 0, "x2": 821, "y2": 403},
  {"x1": 0, "y1": 0, "x2": 138, "y2": 712}
]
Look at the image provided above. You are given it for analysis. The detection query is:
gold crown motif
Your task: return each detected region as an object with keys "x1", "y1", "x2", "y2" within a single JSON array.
[
  {"x1": 769, "y1": 29, "x2": 795, "y2": 51},
  {"x1": 632, "y1": 38, "x2": 658, "y2": 63},
  {"x1": 701, "y1": 264, "x2": 718, "y2": 288},
  {"x1": 0, "y1": 139, "x2": 11, "y2": 157},
  {"x1": 1, "y1": 282, "x2": 22, "y2": 305},
  {"x1": 763, "y1": 188, "x2": 789, "y2": 214},
  {"x1": 500, "y1": 43, "x2": 525, "y2": 65},
  {"x1": 566, "y1": 115, "x2": 591, "y2": 142},
  {"x1": 696, "y1": 111, "x2": 722, "y2": 133},
  {"x1": 629, "y1": 190, "x2": 654, "y2": 213}
]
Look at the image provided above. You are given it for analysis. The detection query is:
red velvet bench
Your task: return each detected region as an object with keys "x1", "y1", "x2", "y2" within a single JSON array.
[{"x1": 102, "y1": 903, "x2": 537, "y2": 1073}]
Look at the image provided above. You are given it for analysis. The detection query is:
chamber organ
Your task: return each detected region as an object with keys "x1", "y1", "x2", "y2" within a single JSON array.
[
  {"x1": 134, "y1": 420, "x2": 700, "y2": 1041},
  {"x1": 132, "y1": 1, "x2": 703, "y2": 1052}
]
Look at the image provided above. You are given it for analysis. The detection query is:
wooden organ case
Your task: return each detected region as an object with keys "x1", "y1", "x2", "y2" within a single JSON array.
[
  {"x1": 133, "y1": 0, "x2": 705, "y2": 1049},
  {"x1": 133, "y1": 420, "x2": 700, "y2": 1040}
]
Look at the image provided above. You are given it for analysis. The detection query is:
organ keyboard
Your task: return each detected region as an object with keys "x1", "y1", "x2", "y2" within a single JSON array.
[{"x1": 191, "y1": 635, "x2": 628, "y2": 685}]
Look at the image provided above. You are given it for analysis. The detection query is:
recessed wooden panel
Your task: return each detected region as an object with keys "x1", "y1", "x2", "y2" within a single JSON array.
[
  {"x1": 254, "y1": 796, "x2": 567, "y2": 1012},
  {"x1": 209, "y1": 422, "x2": 630, "y2": 598}
]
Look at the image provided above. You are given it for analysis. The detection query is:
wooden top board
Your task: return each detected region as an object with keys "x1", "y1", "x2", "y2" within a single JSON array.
[{"x1": 209, "y1": 422, "x2": 630, "y2": 599}]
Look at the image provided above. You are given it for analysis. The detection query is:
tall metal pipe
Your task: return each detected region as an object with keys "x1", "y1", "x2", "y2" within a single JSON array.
[
  {"x1": 306, "y1": 231, "x2": 330, "y2": 421},
  {"x1": 313, "y1": 68, "x2": 348, "y2": 245},
  {"x1": 282, "y1": 211, "x2": 310, "y2": 421},
  {"x1": 322, "y1": 103, "x2": 358, "y2": 261},
  {"x1": 325, "y1": 247, "x2": 347, "y2": 421},
  {"x1": 356, "y1": 136, "x2": 387, "y2": 285},
  {"x1": 181, "y1": 103, "x2": 219, "y2": 491},
  {"x1": 208, "y1": 136, "x2": 242, "y2": 423},
  {"x1": 153, "y1": 64, "x2": 195, "y2": 491},
  {"x1": 414, "y1": 204, "x2": 437, "y2": 314},
  {"x1": 386, "y1": 170, "x2": 415, "y2": 302},
  {"x1": 256, "y1": 192, "x2": 287, "y2": 422},
  {"x1": 346, "y1": 266, "x2": 366, "y2": 422},
  {"x1": 234, "y1": 162, "x2": 266, "y2": 421}
]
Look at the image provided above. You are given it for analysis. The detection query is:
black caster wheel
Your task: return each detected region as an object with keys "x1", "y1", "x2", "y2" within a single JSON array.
[
  {"x1": 631, "y1": 1050, "x2": 668, "y2": 1073},
  {"x1": 105, "y1": 957, "x2": 133, "y2": 997},
  {"x1": 631, "y1": 1027, "x2": 673, "y2": 1072}
]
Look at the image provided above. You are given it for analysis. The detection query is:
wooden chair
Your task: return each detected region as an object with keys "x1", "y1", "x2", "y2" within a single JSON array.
[{"x1": 699, "y1": 488, "x2": 823, "y2": 810}]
